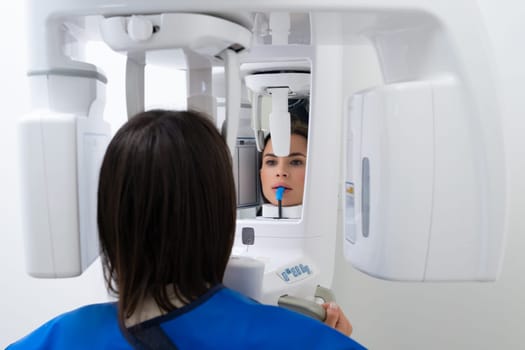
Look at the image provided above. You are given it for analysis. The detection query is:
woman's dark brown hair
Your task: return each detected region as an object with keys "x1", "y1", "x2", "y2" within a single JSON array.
[{"x1": 97, "y1": 110, "x2": 236, "y2": 327}]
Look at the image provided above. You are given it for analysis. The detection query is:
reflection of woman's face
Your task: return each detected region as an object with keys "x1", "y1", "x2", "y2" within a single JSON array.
[{"x1": 260, "y1": 134, "x2": 307, "y2": 206}]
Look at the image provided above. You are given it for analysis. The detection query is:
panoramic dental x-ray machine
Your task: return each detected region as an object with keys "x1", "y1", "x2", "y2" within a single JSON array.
[{"x1": 19, "y1": 0, "x2": 507, "y2": 320}]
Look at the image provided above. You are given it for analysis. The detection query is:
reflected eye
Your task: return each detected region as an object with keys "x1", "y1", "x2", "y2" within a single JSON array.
[
  {"x1": 264, "y1": 158, "x2": 277, "y2": 166},
  {"x1": 290, "y1": 158, "x2": 304, "y2": 166}
]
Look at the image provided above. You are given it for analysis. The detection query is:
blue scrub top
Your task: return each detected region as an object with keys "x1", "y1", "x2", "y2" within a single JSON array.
[{"x1": 8, "y1": 285, "x2": 366, "y2": 349}]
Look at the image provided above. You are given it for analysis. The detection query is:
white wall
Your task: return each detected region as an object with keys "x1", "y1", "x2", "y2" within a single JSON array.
[
  {"x1": 332, "y1": 2, "x2": 525, "y2": 349},
  {"x1": 2, "y1": 2, "x2": 525, "y2": 349}
]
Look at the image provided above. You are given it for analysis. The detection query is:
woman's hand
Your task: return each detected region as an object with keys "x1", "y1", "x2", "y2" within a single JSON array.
[{"x1": 322, "y1": 302, "x2": 353, "y2": 336}]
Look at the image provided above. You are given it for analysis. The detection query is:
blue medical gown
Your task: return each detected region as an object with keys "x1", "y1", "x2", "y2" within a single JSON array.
[{"x1": 7, "y1": 285, "x2": 366, "y2": 349}]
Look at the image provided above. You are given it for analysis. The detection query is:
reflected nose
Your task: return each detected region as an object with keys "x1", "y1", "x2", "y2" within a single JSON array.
[{"x1": 276, "y1": 163, "x2": 288, "y2": 177}]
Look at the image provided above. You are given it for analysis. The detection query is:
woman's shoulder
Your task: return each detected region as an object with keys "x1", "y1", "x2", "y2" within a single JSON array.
[
  {"x1": 202, "y1": 287, "x2": 367, "y2": 349},
  {"x1": 7, "y1": 302, "x2": 130, "y2": 350},
  {"x1": 43, "y1": 302, "x2": 119, "y2": 331}
]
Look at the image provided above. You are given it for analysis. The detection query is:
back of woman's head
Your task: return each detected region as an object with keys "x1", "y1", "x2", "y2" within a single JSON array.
[{"x1": 97, "y1": 110, "x2": 236, "y2": 324}]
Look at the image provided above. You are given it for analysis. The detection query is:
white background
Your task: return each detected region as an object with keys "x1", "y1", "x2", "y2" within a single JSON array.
[{"x1": 1, "y1": 2, "x2": 525, "y2": 349}]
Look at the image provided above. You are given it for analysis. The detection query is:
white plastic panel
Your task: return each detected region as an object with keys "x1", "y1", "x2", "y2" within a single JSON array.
[
  {"x1": 100, "y1": 13, "x2": 251, "y2": 56},
  {"x1": 424, "y1": 79, "x2": 491, "y2": 280},
  {"x1": 19, "y1": 113, "x2": 81, "y2": 277},
  {"x1": 29, "y1": 74, "x2": 102, "y2": 115},
  {"x1": 125, "y1": 55, "x2": 145, "y2": 118},
  {"x1": 223, "y1": 256, "x2": 265, "y2": 301},
  {"x1": 345, "y1": 82, "x2": 434, "y2": 281},
  {"x1": 18, "y1": 112, "x2": 110, "y2": 278},
  {"x1": 345, "y1": 77, "x2": 506, "y2": 281},
  {"x1": 268, "y1": 87, "x2": 291, "y2": 157},
  {"x1": 76, "y1": 117, "x2": 111, "y2": 272}
]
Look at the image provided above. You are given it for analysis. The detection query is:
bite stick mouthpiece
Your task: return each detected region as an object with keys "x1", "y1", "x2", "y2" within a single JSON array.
[
  {"x1": 276, "y1": 186, "x2": 285, "y2": 201},
  {"x1": 276, "y1": 186, "x2": 285, "y2": 219}
]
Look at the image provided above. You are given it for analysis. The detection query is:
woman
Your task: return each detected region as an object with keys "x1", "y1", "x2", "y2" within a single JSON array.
[
  {"x1": 8, "y1": 110, "x2": 365, "y2": 349},
  {"x1": 260, "y1": 118, "x2": 308, "y2": 207}
]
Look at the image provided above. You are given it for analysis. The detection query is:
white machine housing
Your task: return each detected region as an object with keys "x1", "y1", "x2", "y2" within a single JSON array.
[
  {"x1": 20, "y1": 1, "x2": 507, "y2": 304},
  {"x1": 345, "y1": 79, "x2": 504, "y2": 281}
]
